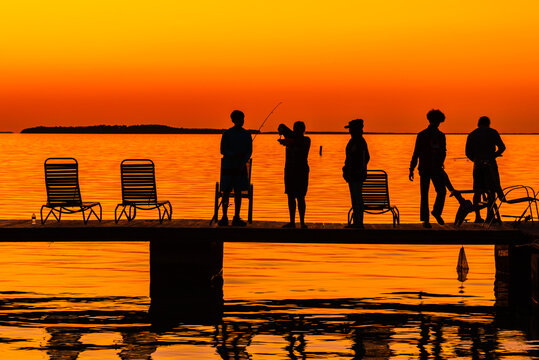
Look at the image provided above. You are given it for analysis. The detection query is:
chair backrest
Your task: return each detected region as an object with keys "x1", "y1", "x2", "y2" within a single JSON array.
[
  {"x1": 44, "y1": 158, "x2": 82, "y2": 206},
  {"x1": 362, "y1": 170, "x2": 391, "y2": 210},
  {"x1": 120, "y1": 159, "x2": 158, "y2": 204}
]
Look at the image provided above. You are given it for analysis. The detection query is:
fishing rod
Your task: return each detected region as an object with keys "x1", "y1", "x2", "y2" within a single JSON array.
[
  {"x1": 210, "y1": 102, "x2": 283, "y2": 225},
  {"x1": 252, "y1": 101, "x2": 283, "y2": 142}
]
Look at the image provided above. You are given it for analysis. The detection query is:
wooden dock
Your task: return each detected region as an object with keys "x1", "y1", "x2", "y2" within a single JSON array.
[{"x1": 0, "y1": 219, "x2": 536, "y2": 245}]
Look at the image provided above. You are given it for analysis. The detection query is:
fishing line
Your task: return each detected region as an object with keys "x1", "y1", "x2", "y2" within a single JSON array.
[{"x1": 252, "y1": 102, "x2": 283, "y2": 142}]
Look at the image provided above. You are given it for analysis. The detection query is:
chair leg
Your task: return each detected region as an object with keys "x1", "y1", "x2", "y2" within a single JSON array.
[
  {"x1": 248, "y1": 185, "x2": 253, "y2": 224},
  {"x1": 82, "y1": 209, "x2": 88, "y2": 225},
  {"x1": 157, "y1": 206, "x2": 163, "y2": 224},
  {"x1": 167, "y1": 201, "x2": 173, "y2": 220},
  {"x1": 128, "y1": 206, "x2": 136, "y2": 221},
  {"x1": 115, "y1": 204, "x2": 123, "y2": 224},
  {"x1": 213, "y1": 182, "x2": 220, "y2": 224},
  {"x1": 41, "y1": 205, "x2": 50, "y2": 224},
  {"x1": 97, "y1": 204, "x2": 102, "y2": 222}
]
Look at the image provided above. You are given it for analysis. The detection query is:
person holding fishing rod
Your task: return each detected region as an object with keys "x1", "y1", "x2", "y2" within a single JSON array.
[
  {"x1": 277, "y1": 121, "x2": 311, "y2": 228},
  {"x1": 218, "y1": 110, "x2": 252, "y2": 226}
]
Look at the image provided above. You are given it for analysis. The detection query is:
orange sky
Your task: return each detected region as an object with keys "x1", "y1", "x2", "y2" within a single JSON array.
[{"x1": 1, "y1": 0, "x2": 539, "y2": 132}]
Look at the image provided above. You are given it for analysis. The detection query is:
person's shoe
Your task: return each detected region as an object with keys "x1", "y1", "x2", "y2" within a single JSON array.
[
  {"x1": 431, "y1": 212, "x2": 445, "y2": 225},
  {"x1": 300, "y1": 223, "x2": 308, "y2": 229},
  {"x1": 423, "y1": 221, "x2": 432, "y2": 228},
  {"x1": 474, "y1": 217, "x2": 484, "y2": 224},
  {"x1": 232, "y1": 216, "x2": 247, "y2": 227},
  {"x1": 282, "y1": 222, "x2": 296, "y2": 228},
  {"x1": 217, "y1": 216, "x2": 228, "y2": 227}
]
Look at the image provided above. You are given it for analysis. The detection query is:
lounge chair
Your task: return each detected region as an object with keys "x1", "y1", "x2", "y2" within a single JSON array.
[
  {"x1": 212, "y1": 158, "x2": 254, "y2": 225},
  {"x1": 115, "y1": 159, "x2": 172, "y2": 223},
  {"x1": 347, "y1": 170, "x2": 399, "y2": 227},
  {"x1": 488, "y1": 185, "x2": 539, "y2": 227},
  {"x1": 41, "y1": 158, "x2": 102, "y2": 224}
]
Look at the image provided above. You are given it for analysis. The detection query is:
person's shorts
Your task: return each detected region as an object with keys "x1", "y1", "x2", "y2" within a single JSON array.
[
  {"x1": 284, "y1": 167, "x2": 309, "y2": 197},
  {"x1": 473, "y1": 161, "x2": 501, "y2": 193},
  {"x1": 220, "y1": 167, "x2": 249, "y2": 193}
]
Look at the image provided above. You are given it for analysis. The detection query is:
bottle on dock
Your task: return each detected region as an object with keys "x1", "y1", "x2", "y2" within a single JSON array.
[{"x1": 31, "y1": 213, "x2": 36, "y2": 225}]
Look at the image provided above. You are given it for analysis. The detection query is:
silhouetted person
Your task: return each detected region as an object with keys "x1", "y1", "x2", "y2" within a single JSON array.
[
  {"x1": 278, "y1": 122, "x2": 311, "y2": 228},
  {"x1": 343, "y1": 119, "x2": 370, "y2": 228},
  {"x1": 219, "y1": 110, "x2": 252, "y2": 226},
  {"x1": 466, "y1": 116, "x2": 506, "y2": 223},
  {"x1": 409, "y1": 109, "x2": 447, "y2": 228}
]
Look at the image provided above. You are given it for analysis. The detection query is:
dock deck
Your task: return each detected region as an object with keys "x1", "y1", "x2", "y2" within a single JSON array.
[{"x1": 0, "y1": 220, "x2": 536, "y2": 245}]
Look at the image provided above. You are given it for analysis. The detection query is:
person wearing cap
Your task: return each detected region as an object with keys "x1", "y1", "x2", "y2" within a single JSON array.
[
  {"x1": 409, "y1": 109, "x2": 447, "y2": 228},
  {"x1": 343, "y1": 119, "x2": 370, "y2": 228},
  {"x1": 465, "y1": 116, "x2": 506, "y2": 223},
  {"x1": 218, "y1": 110, "x2": 252, "y2": 227}
]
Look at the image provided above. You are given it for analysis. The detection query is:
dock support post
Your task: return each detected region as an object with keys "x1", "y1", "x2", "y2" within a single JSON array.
[
  {"x1": 495, "y1": 244, "x2": 531, "y2": 307},
  {"x1": 149, "y1": 239, "x2": 224, "y2": 327}
]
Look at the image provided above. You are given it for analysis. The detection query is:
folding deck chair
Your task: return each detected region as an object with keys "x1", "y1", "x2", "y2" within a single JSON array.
[
  {"x1": 347, "y1": 170, "x2": 400, "y2": 227},
  {"x1": 115, "y1": 159, "x2": 172, "y2": 223},
  {"x1": 41, "y1": 158, "x2": 102, "y2": 224},
  {"x1": 212, "y1": 158, "x2": 254, "y2": 224},
  {"x1": 488, "y1": 185, "x2": 539, "y2": 227}
]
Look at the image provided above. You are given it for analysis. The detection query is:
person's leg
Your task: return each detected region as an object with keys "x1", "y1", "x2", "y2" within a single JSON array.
[
  {"x1": 287, "y1": 194, "x2": 296, "y2": 225},
  {"x1": 348, "y1": 182, "x2": 364, "y2": 227},
  {"x1": 355, "y1": 182, "x2": 364, "y2": 226},
  {"x1": 297, "y1": 195, "x2": 306, "y2": 227},
  {"x1": 472, "y1": 164, "x2": 485, "y2": 222},
  {"x1": 231, "y1": 185, "x2": 247, "y2": 226},
  {"x1": 431, "y1": 172, "x2": 447, "y2": 225},
  {"x1": 472, "y1": 191, "x2": 484, "y2": 222},
  {"x1": 234, "y1": 190, "x2": 242, "y2": 218},
  {"x1": 419, "y1": 175, "x2": 430, "y2": 225}
]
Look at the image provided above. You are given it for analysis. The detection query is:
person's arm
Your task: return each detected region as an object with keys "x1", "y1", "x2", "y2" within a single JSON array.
[
  {"x1": 409, "y1": 133, "x2": 421, "y2": 180},
  {"x1": 220, "y1": 132, "x2": 235, "y2": 157},
  {"x1": 244, "y1": 133, "x2": 253, "y2": 161},
  {"x1": 305, "y1": 137, "x2": 311, "y2": 156},
  {"x1": 494, "y1": 131, "x2": 506, "y2": 157},
  {"x1": 441, "y1": 133, "x2": 447, "y2": 164},
  {"x1": 465, "y1": 133, "x2": 474, "y2": 162},
  {"x1": 364, "y1": 138, "x2": 370, "y2": 166}
]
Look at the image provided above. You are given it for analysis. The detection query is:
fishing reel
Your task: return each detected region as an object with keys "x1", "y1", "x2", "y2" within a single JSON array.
[{"x1": 277, "y1": 124, "x2": 295, "y2": 142}]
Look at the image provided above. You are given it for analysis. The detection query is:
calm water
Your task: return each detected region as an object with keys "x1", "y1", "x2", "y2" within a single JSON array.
[{"x1": 0, "y1": 134, "x2": 538, "y2": 359}]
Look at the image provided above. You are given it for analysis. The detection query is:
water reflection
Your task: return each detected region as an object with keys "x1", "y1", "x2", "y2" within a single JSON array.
[{"x1": 1, "y1": 294, "x2": 537, "y2": 359}]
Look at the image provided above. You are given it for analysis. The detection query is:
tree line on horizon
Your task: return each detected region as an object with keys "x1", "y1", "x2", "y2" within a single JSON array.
[{"x1": 21, "y1": 125, "x2": 261, "y2": 134}]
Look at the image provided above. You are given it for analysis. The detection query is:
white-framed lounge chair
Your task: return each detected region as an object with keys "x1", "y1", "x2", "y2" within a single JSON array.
[
  {"x1": 488, "y1": 185, "x2": 539, "y2": 227},
  {"x1": 41, "y1": 157, "x2": 102, "y2": 224},
  {"x1": 347, "y1": 170, "x2": 400, "y2": 227},
  {"x1": 115, "y1": 159, "x2": 172, "y2": 223}
]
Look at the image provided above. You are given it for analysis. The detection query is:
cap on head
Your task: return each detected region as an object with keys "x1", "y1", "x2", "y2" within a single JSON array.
[
  {"x1": 426, "y1": 109, "x2": 445, "y2": 124},
  {"x1": 230, "y1": 110, "x2": 245, "y2": 125},
  {"x1": 478, "y1": 116, "x2": 490, "y2": 127},
  {"x1": 345, "y1": 119, "x2": 364, "y2": 129}
]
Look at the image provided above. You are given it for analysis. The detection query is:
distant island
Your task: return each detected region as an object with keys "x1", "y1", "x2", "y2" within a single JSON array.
[
  {"x1": 21, "y1": 125, "x2": 261, "y2": 134},
  {"x1": 19, "y1": 125, "x2": 537, "y2": 135}
]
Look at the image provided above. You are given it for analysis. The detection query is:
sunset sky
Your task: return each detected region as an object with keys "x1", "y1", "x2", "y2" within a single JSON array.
[{"x1": 1, "y1": 0, "x2": 538, "y2": 132}]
